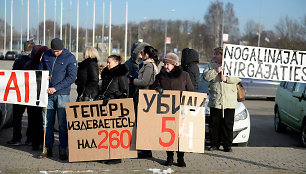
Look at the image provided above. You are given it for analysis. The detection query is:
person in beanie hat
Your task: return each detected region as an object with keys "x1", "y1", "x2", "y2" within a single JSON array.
[
  {"x1": 181, "y1": 48, "x2": 200, "y2": 90},
  {"x1": 7, "y1": 41, "x2": 38, "y2": 148},
  {"x1": 151, "y1": 53, "x2": 194, "y2": 167},
  {"x1": 202, "y1": 47, "x2": 241, "y2": 153},
  {"x1": 38, "y1": 38, "x2": 77, "y2": 160}
]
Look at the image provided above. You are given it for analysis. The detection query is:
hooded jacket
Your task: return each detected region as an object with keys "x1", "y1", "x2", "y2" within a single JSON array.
[
  {"x1": 152, "y1": 66, "x2": 194, "y2": 92},
  {"x1": 181, "y1": 48, "x2": 200, "y2": 91},
  {"x1": 202, "y1": 60, "x2": 241, "y2": 109},
  {"x1": 100, "y1": 64, "x2": 129, "y2": 100},
  {"x1": 39, "y1": 49, "x2": 77, "y2": 96},
  {"x1": 75, "y1": 58, "x2": 99, "y2": 99}
]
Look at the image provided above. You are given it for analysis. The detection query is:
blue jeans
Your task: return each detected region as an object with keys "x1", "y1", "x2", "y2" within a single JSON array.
[{"x1": 43, "y1": 95, "x2": 70, "y2": 150}]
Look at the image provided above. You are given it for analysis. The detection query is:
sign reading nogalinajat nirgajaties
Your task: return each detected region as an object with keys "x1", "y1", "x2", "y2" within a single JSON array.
[{"x1": 223, "y1": 44, "x2": 306, "y2": 83}]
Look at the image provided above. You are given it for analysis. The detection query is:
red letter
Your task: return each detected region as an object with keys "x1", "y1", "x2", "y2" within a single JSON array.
[
  {"x1": 24, "y1": 72, "x2": 29, "y2": 103},
  {"x1": 159, "y1": 117, "x2": 175, "y2": 147},
  {"x1": 4, "y1": 72, "x2": 21, "y2": 102},
  {"x1": 0, "y1": 72, "x2": 4, "y2": 76}
]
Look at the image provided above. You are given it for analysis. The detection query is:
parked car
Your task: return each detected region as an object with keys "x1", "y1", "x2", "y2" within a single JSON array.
[
  {"x1": 241, "y1": 78, "x2": 280, "y2": 100},
  {"x1": 274, "y1": 81, "x2": 306, "y2": 147},
  {"x1": 0, "y1": 103, "x2": 13, "y2": 129},
  {"x1": 5, "y1": 51, "x2": 19, "y2": 60},
  {"x1": 0, "y1": 51, "x2": 4, "y2": 60},
  {"x1": 199, "y1": 65, "x2": 250, "y2": 146}
]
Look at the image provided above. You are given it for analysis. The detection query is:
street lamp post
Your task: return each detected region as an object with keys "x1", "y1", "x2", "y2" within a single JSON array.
[{"x1": 164, "y1": 9, "x2": 175, "y2": 57}]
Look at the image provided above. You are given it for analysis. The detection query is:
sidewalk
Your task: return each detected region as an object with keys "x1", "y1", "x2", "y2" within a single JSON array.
[{"x1": 0, "y1": 121, "x2": 305, "y2": 174}]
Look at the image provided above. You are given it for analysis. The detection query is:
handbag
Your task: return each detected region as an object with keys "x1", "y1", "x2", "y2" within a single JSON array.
[
  {"x1": 76, "y1": 89, "x2": 94, "y2": 102},
  {"x1": 237, "y1": 82, "x2": 246, "y2": 102}
]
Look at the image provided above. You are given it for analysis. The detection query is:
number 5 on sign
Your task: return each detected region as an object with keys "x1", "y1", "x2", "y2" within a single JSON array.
[
  {"x1": 136, "y1": 90, "x2": 180, "y2": 151},
  {"x1": 159, "y1": 117, "x2": 175, "y2": 147}
]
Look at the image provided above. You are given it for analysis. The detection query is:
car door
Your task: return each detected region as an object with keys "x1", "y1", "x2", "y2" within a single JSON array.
[
  {"x1": 290, "y1": 83, "x2": 306, "y2": 131},
  {"x1": 278, "y1": 82, "x2": 296, "y2": 125}
]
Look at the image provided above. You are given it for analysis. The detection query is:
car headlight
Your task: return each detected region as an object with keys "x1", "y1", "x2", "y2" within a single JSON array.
[{"x1": 234, "y1": 109, "x2": 248, "y2": 121}]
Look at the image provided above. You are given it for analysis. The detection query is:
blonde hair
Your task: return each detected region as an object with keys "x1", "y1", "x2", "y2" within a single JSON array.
[{"x1": 83, "y1": 47, "x2": 99, "y2": 60}]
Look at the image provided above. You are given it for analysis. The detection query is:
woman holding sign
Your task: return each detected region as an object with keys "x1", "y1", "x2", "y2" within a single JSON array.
[
  {"x1": 131, "y1": 46, "x2": 159, "y2": 158},
  {"x1": 202, "y1": 47, "x2": 241, "y2": 152},
  {"x1": 151, "y1": 53, "x2": 194, "y2": 167},
  {"x1": 99, "y1": 54, "x2": 129, "y2": 164}
]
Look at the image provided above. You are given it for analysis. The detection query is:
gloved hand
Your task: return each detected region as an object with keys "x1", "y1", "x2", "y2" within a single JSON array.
[
  {"x1": 102, "y1": 97, "x2": 110, "y2": 106},
  {"x1": 155, "y1": 87, "x2": 164, "y2": 95}
]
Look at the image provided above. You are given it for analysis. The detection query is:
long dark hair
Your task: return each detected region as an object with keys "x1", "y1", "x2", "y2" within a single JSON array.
[{"x1": 143, "y1": 46, "x2": 159, "y2": 65}]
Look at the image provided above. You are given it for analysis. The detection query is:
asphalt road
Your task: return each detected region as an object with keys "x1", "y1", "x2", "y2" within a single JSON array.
[{"x1": 0, "y1": 60, "x2": 305, "y2": 173}]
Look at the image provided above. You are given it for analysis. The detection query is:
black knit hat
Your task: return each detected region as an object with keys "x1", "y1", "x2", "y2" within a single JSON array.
[{"x1": 51, "y1": 38, "x2": 64, "y2": 50}]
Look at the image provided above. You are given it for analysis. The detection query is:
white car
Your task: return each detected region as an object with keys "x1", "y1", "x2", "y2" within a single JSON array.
[{"x1": 199, "y1": 65, "x2": 250, "y2": 146}]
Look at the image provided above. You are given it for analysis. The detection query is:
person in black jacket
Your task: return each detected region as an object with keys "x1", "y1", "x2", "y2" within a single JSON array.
[
  {"x1": 99, "y1": 55, "x2": 129, "y2": 164},
  {"x1": 75, "y1": 47, "x2": 99, "y2": 101},
  {"x1": 181, "y1": 48, "x2": 200, "y2": 91}
]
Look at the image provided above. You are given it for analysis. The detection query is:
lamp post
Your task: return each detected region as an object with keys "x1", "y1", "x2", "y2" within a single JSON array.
[{"x1": 164, "y1": 9, "x2": 175, "y2": 57}]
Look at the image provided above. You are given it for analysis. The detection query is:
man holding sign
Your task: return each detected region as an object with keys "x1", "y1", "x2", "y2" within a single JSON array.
[
  {"x1": 38, "y1": 38, "x2": 77, "y2": 160},
  {"x1": 150, "y1": 53, "x2": 194, "y2": 167},
  {"x1": 202, "y1": 47, "x2": 241, "y2": 153}
]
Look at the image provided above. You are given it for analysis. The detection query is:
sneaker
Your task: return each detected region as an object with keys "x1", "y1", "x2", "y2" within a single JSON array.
[
  {"x1": 7, "y1": 140, "x2": 21, "y2": 146},
  {"x1": 59, "y1": 149, "x2": 68, "y2": 160},
  {"x1": 177, "y1": 158, "x2": 186, "y2": 167},
  {"x1": 208, "y1": 146, "x2": 219, "y2": 151},
  {"x1": 164, "y1": 156, "x2": 174, "y2": 166},
  {"x1": 38, "y1": 147, "x2": 53, "y2": 159},
  {"x1": 224, "y1": 146, "x2": 232, "y2": 152}
]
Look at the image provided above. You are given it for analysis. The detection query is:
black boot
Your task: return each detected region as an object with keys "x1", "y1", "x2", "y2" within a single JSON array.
[
  {"x1": 138, "y1": 150, "x2": 152, "y2": 158},
  {"x1": 164, "y1": 151, "x2": 174, "y2": 166},
  {"x1": 177, "y1": 152, "x2": 186, "y2": 167},
  {"x1": 59, "y1": 149, "x2": 68, "y2": 160}
]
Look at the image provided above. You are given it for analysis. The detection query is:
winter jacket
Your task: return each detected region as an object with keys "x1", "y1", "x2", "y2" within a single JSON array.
[
  {"x1": 100, "y1": 64, "x2": 129, "y2": 100},
  {"x1": 133, "y1": 59, "x2": 158, "y2": 89},
  {"x1": 75, "y1": 58, "x2": 99, "y2": 99},
  {"x1": 152, "y1": 66, "x2": 194, "y2": 92},
  {"x1": 202, "y1": 61, "x2": 241, "y2": 109},
  {"x1": 39, "y1": 49, "x2": 77, "y2": 96},
  {"x1": 181, "y1": 48, "x2": 200, "y2": 91},
  {"x1": 12, "y1": 51, "x2": 32, "y2": 70}
]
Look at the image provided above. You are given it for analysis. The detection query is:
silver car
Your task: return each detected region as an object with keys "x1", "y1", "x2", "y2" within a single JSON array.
[{"x1": 241, "y1": 78, "x2": 280, "y2": 100}]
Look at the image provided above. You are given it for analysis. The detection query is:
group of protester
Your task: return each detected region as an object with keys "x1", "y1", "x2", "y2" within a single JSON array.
[{"x1": 6, "y1": 38, "x2": 240, "y2": 167}]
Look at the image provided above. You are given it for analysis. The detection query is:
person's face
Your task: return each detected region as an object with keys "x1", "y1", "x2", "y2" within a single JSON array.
[
  {"x1": 52, "y1": 49, "x2": 63, "y2": 57},
  {"x1": 165, "y1": 63, "x2": 175, "y2": 73},
  {"x1": 213, "y1": 52, "x2": 222, "y2": 64},
  {"x1": 107, "y1": 57, "x2": 119, "y2": 70},
  {"x1": 142, "y1": 53, "x2": 149, "y2": 60}
]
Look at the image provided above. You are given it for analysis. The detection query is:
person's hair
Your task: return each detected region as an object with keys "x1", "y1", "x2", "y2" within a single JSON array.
[
  {"x1": 24, "y1": 41, "x2": 35, "y2": 52},
  {"x1": 108, "y1": 55, "x2": 122, "y2": 64},
  {"x1": 214, "y1": 47, "x2": 223, "y2": 55},
  {"x1": 143, "y1": 46, "x2": 159, "y2": 65},
  {"x1": 83, "y1": 46, "x2": 99, "y2": 60}
]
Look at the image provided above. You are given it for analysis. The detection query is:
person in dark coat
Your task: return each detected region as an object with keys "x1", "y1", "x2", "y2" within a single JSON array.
[
  {"x1": 124, "y1": 41, "x2": 150, "y2": 98},
  {"x1": 7, "y1": 42, "x2": 49, "y2": 151},
  {"x1": 181, "y1": 48, "x2": 200, "y2": 91},
  {"x1": 99, "y1": 54, "x2": 129, "y2": 164},
  {"x1": 75, "y1": 47, "x2": 99, "y2": 101},
  {"x1": 151, "y1": 53, "x2": 194, "y2": 167}
]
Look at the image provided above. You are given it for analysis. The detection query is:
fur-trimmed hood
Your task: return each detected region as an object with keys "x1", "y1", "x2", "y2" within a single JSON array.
[{"x1": 101, "y1": 63, "x2": 129, "y2": 78}]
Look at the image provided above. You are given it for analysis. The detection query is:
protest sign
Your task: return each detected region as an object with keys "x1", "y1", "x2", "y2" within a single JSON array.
[
  {"x1": 136, "y1": 90, "x2": 180, "y2": 151},
  {"x1": 179, "y1": 91, "x2": 206, "y2": 153},
  {"x1": 0, "y1": 70, "x2": 49, "y2": 107},
  {"x1": 223, "y1": 44, "x2": 306, "y2": 83},
  {"x1": 65, "y1": 98, "x2": 137, "y2": 162},
  {"x1": 137, "y1": 90, "x2": 207, "y2": 153}
]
